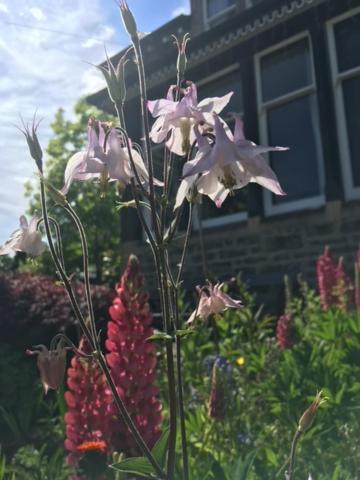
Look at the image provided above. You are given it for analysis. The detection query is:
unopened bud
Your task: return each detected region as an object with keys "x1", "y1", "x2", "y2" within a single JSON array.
[
  {"x1": 98, "y1": 50, "x2": 129, "y2": 105},
  {"x1": 173, "y1": 33, "x2": 190, "y2": 77},
  {"x1": 119, "y1": 1, "x2": 138, "y2": 39},
  {"x1": 41, "y1": 177, "x2": 67, "y2": 206},
  {"x1": 298, "y1": 391, "x2": 326, "y2": 433},
  {"x1": 20, "y1": 116, "x2": 43, "y2": 173}
]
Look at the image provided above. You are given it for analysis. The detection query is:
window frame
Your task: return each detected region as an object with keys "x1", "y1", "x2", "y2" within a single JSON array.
[
  {"x1": 326, "y1": 6, "x2": 360, "y2": 201},
  {"x1": 254, "y1": 31, "x2": 325, "y2": 216},
  {"x1": 202, "y1": 0, "x2": 237, "y2": 29},
  {"x1": 193, "y1": 63, "x2": 248, "y2": 230}
]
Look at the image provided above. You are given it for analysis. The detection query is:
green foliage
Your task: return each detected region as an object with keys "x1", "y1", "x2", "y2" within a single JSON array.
[
  {"x1": 175, "y1": 277, "x2": 360, "y2": 479},
  {"x1": 24, "y1": 99, "x2": 121, "y2": 282},
  {"x1": 111, "y1": 428, "x2": 170, "y2": 478},
  {"x1": 7, "y1": 445, "x2": 69, "y2": 480}
]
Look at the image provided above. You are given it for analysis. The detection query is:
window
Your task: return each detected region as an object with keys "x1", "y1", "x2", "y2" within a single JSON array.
[
  {"x1": 195, "y1": 66, "x2": 248, "y2": 229},
  {"x1": 205, "y1": 0, "x2": 236, "y2": 23},
  {"x1": 255, "y1": 33, "x2": 324, "y2": 215},
  {"x1": 327, "y1": 8, "x2": 360, "y2": 200}
]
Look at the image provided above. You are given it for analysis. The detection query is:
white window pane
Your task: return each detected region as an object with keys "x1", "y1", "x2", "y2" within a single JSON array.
[
  {"x1": 334, "y1": 13, "x2": 360, "y2": 73},
  {"x1": 267, "y1": 94, "x2": 321, "y2": 204},
  {"x1": 207, "y1": 0, "x2": 235, "y2": 18},
  {"x1": 260, "y1": 38, "x2": 313, "y2": 102},
  {"x1": 342, "y1": 75, "x2": 360, "y2": 187}
]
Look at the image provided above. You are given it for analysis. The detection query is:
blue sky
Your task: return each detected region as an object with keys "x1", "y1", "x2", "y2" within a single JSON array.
[{"x1": 0, "y1": 0, "x2": 190, "y2": 244}]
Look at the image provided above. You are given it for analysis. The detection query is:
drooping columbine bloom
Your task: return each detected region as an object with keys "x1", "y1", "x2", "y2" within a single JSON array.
[
  {"x1": 26, "y1": 342, "x2": 67, "y2": 394},
  {"x1": 62, "y1": 118, "x2": 158, "y2": 194},
  {"x1": 0, "y1": 214, "x2": 46, "y2": 257},
  {"x1": 187, "y1": 282, "x2": 242, "y2": 325},
  {"x1": 148, "y1": 82, "x2": 233, "y2": 156},
  {"x1": 174, "y1": 125, "x2": 227, "y2": 209},
  {"x1": 64, "y1": 338, "x2": 112, "y2": 472},
  {"x1": 106, "y1": 255, "x2": 162, "y2": 453},
  {"x1": 183, "y1": 114, "x2": 288, "y2": 206}
]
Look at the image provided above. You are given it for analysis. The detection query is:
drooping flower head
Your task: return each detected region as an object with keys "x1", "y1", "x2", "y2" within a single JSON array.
[
  {"x1": 0, "y1": 214, "x2": 46, "y2": 256},
  {"x1": 187, "y1": 282, "x2": 242, "y2": 325},
  {"x1": 62, "y1": 118, "x2": 158, "y2": 194},
  {"x1": 182, "y1": 113, "x2": 288, "y2": 207},
  {"x1": 26, "y1": 339, "x2": 67, "y2": 394},
  {"x1": 148, "y1": 82, "x2": 233, "y2": 156},
  {"x1": 105, "y1": 255, "x2": 162, "y2": 454}
]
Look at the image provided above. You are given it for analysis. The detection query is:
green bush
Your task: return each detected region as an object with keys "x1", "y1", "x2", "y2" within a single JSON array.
[{"x1": 176, "y1": 278, "x2": 360, "y2": 479}]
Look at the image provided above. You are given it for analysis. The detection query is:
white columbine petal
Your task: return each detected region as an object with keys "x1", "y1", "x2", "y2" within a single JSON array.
[
  {"x1": 0, "y1": 214, "x2": 46, "y2": 256},
  {"x1": 183, "y1": 113, "x2": 288, "y2": 203},
  {"x1": 148, "y1": 82, "x2": 233, "y2": 156}
]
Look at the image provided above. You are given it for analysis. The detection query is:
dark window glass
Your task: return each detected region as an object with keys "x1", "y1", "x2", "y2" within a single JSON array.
[
  {"x1": 207, "y1": 0, "x2": 236, "y2": 18},
  {"x1": 267, "y1": 94, "x2": 321, "y2": 203},
  {"x1": 260, "y1": 38, "x2": 312, "y2": 102},
  {"x1": 334, "y1": 13, "x2": 360, "y2": 72},
  {"x1": 198, "y1": 71, "x2": 243, "y2": 115},
  {"x1": 342, "y1": 75, "x2": 360, "y2": 186},
  {"x1": 201, "y1": 190, "x2": 248, "y2": 221}
]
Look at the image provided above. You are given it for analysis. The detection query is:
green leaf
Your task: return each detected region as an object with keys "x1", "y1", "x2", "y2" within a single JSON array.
[
  {"x1": 110, "y1": 457, "x2": 155, "y2": 478},
  {"x1": 176, "y1": 329, "x2": 195, "y2": 338},
  {"x1": 234, "y1": 450, "x2": 257, "y2": 480},
  {"x1": 152, "y1": 428, "x2": 170, "y2": 466},
  {"x1": 147, "y1": 331, "x2": 173, "y2": 342}
]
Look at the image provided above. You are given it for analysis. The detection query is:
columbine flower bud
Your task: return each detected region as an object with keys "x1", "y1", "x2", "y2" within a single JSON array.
[
  {"x1": 27, "y1": 342, "x2": 67, "y2": 394},
  {"x1": 119, "y1": 1, "x2": 138, "y2": 39},
  {"x1": 41, "y1": 177, "x2": 68, "y2": 206},
  {"x1": 98, "y1": 51, "x2": 128, "y2": 105},
  {"x1": 20, "y1": 116, "x2": 43, "y2": 173},
  {"x1": 173, "y1": 33, "x2": 190, "y2": 77},
  {"x1": 298, "y1": 391, "x2": 326, "y2": 433}
]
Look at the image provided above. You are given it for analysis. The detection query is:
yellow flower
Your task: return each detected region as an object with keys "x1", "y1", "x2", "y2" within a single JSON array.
[{"x1": 236, "y1": 356, "x2": 245, "y2": 367}]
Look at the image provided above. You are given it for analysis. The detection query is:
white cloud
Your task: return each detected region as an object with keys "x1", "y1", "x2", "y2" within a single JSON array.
[
  {"x1": 0, "y1": 2, "x2": 8, "y2": 14},
  {"x1": 172, "y1": 0, "x2": 190, "y2": 17},
  {"x1": 29, "y1": 7, "x2": 46, "y2": 21},
  {"x1": 0, "y1": 0, "x2": 121, "y2": 243}
]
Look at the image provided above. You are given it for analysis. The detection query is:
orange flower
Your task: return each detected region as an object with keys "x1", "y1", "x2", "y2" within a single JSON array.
[{"x1": 77, "y1": 441, "x2": 106, "y2": 453}]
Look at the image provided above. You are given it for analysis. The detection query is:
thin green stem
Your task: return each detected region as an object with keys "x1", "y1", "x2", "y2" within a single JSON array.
[
  {"x1": 131, "y1": 35, "x2": 161, "y2": 243},
  {"x1": 37, "y1": 216, "x2": 65, "y2": 270},
  {"x1": 287, "y1": 430, "x2": 302, "y2": 480},
  {"x1": 158, "y1": 248, "x2": 178, "y2": 480},
  {"x1": 39, "y1": 181, "x2": 94, "y2": 348},
  {"x1": 64, "y1": 204, "x2": 97, "y2": 342}
]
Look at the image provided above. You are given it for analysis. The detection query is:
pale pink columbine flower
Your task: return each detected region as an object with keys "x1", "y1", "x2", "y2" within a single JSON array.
[
  {"x1": 0, "y1": 214, "x2": 46, "y2": 256},
  {"x1": 62, "y1": 119, "x2": 157, "y2": 194},
  {"x1": 183, "y1": 114, "x2": 288, "y2": 207},
  {"x1": 187, "y1": 282, "x2": 242, "y2": 325},
  {"x1": 174, "y1": 125, "x2": 226, "y2": 209},
  {"x1": 27, "y1": 343, "x2": 67, "y2": 394},
  {"x1": 148, "y1": 82, "x2": 233, "y2": 156}
]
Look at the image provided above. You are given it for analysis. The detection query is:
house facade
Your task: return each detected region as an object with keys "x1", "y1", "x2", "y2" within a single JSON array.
[{"x1": 87, "y1": 0, "x2": 360, "y2": 304}]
